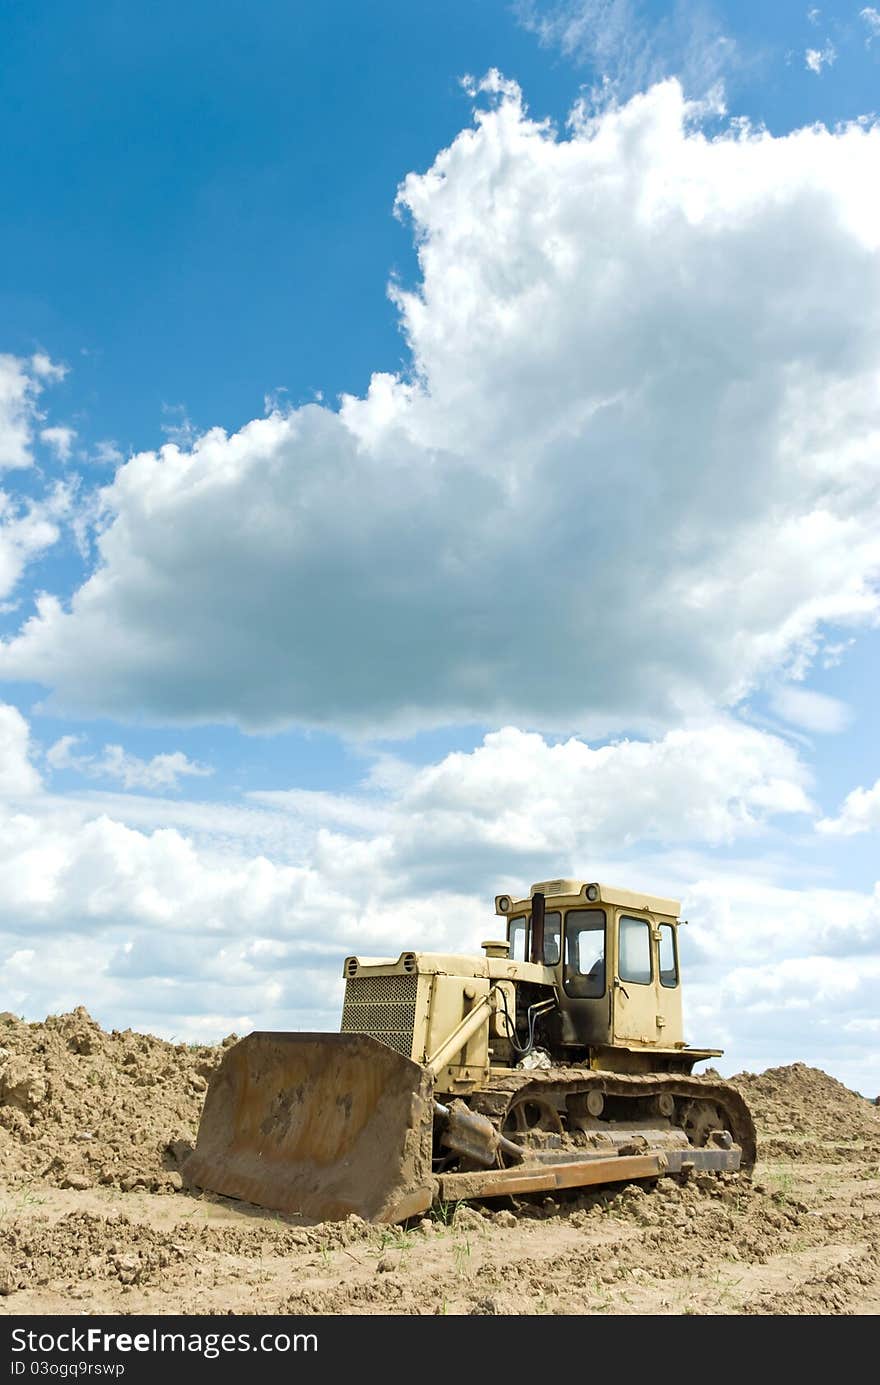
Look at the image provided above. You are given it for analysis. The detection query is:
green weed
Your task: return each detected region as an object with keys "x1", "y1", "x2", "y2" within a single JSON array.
[{"x1": 453, "y1": 1236, "x2": 472, "y2": 1276}]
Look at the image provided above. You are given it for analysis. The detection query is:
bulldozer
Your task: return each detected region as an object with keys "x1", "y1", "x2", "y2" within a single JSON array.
[{"x1": 185, "y1": 879, "x2": 755, "y2": 1223}]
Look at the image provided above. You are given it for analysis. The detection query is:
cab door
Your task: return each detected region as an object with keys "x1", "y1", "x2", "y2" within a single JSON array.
[
  {"x1": 653, "y1": 918, "x2": 682, "y2": 1045},
  {"x1": 611, "y1": 910, "x2": 659, "y2": 1045}
]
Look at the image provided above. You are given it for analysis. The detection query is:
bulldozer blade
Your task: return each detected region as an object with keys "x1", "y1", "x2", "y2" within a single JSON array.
[{"x1": 183, "y1": 1032, "x2": 437, "y2": 1224}]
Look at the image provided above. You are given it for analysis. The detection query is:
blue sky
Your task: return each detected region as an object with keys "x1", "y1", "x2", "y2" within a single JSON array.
[
  {"x1": 5, "y1": 0, "x2": 880, "y2": 465},
  {"x1": 0, "y1": 1, "x2": 879, "y2": 1091}
]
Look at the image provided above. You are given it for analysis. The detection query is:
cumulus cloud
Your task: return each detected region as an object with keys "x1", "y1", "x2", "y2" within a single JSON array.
[
  {"x1": 515, "y1": 0, "x2": 737, "y2": 99},
  {"x1": 816, "y1": 776, "x2": 880, "y2": 835},
  {"x1": 0, "y1": 703, "x2": 42, "y2": 795},
  {"x1": 861, "y1": 7, "x2": 880, "y2": 41},
  {"x1": 0, "y1": 356, "x2": 38, "y2": 469},
  {"x1": 0, "y1": 83, "x2": 879, "y2": 737},
  {"x1": 0, "y1": 698, "x2": 876, "y2": 1083},
  {"x1": 683, "y1": 875, "x2": 880, "y2": 964},
  {"x1": 820, "y1": 638, "x2": 854, "y2": 669},
  {"x1": 768, "y1": 684, "x2": 852, "y2": 733},
  {"x1": 679, "y1": 876, "x2": 880, "y2": 1090},
  {"x1": 0, "y1": 705, "x2": 812, "y2": 979},
  {"x1": 88, "y1": 440, "x2": 124, "y2": 467},
  {"x1": 805, "y1": 43, "x2": 836, "y2": 73},
  {"x1": 0, "y1": 809, "x2": 308, "y2": 934},
  {"x1": 0, "y1": 793, "x2": 483, "y2": 1037},
  {"x1": 0, "y1": 353, "x2": 66, "y2": 469},
  {"x1": 687, "y1": 950, "x2": 880, "y2": 1093},
  {"x1": 46, "y1": 735, "x2": 212, "y2": 791},
  {"x1": 0, "y1": 487, "x2": 68, "y2": 602},
  {"x1": 40, "y1": 425, "x2": 76, "y2": 461},
  {"x1": 372, "y1": 721, "x2": 814, "y2": 887}
]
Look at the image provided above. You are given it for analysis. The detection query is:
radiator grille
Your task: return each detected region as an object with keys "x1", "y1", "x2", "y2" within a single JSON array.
[
  {"x1": 343, "y1": 974, "x2": 417, "y2": 1004},
  {"x1": 340, "y1": 973, "x2": 418, "y2": 1058}
]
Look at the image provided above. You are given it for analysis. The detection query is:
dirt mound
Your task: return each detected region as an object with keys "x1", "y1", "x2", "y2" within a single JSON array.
[
  {"x1": 4, "y1": 1010, "x2": 878, "y2": 1196},
  {"x1": 0, "y1": 1206, "x2": 375, "y2": 1299},
  {"x1": 742, "y1": 1246, "x2": 880, "y2": 1316},
  {"x1": 0, "y1": 1008, "x2": 232, "y2": 1192},
  {"x1": 727, "y1": 1062, "x2": 880, "y2": 1162},
  {"x1": 2, "y1": 1014, "x2": 879, "y2": 1315}
]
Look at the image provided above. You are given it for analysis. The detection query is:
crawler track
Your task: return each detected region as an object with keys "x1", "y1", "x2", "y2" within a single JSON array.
[{"x1": 468, "y1": 1068, "x2": 757, "y2": 1170}]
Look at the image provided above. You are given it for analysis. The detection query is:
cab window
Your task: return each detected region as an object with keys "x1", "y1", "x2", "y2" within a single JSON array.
[
  {"x1": 508, "y1": 916, "x2": 528, "y2": 961},
  {"x1": 659, "y1": 923, "x2": 679, "y2": 988},
  {"x1": 543, "y1": 910, "x2": 561, "y2": 965},
  {"x1": 619, "y1": 915, "x2": 653, "y2": 985},
  {"x1": 563, "y1": 909, "x2": 605, "y2": 998}
]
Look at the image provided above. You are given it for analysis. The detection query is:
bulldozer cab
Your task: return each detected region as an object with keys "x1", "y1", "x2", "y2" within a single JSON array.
[{"x1": 500, "y1": 880, "x2": 684, "y2": 1053}]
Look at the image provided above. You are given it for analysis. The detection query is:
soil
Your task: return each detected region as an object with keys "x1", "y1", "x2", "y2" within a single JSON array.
[{"x1": 1, "y1": 1009, "x2": 878, "y2": 1316}]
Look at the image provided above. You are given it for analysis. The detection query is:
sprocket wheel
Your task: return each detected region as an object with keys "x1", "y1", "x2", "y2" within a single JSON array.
[{"x1": 500, "y1": 1095, "x2": 564, "y2": 1165}]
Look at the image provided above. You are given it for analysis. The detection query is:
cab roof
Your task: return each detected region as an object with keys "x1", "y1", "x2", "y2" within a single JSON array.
[{"x1": 497, "y1": 880, "x2": 681, "y2": 919}]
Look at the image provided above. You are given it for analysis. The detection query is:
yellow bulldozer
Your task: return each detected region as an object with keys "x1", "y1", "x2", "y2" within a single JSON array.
[{"x1": 185, "y1": 879, "x2": 755, "y2": 1223}]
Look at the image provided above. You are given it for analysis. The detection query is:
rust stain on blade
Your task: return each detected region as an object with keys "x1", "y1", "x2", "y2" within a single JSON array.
[{"x1": 183, "y1": 1032, "x2": 436, "y2": 1224}]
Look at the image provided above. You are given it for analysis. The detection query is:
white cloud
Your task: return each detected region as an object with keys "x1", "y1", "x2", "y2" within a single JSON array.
[
  {"x1": 805, "y1": 43, "x2": 836, "y2": 73},
  {"x1": 861, "y1": 7, "x2": 880, "y2": 41},
  {"x1": 5, "y1": 707, "x2": 820, "y2": 930},
  {"x1": 689, "y1": 951, "x2": 880, "y2": 1092},
  {"x1": 46, "y1": 735, "x2": 212, "y2": 791},
  {"x1": 40, "y1": 425, "x2": 76, "y2": 461},
  {"x1": 820, "y1": 637, "x2": 854, "y2": 668},
  {"x1": 89, "y1": 440, "x2": 124, "y2": 467},
  {"x1": 768, "y1": 684, "x2": 852, "y2": 733},
  {"x1": 0, "y1": 353, "x2": 65, "y2": 470},
  {"x1": 381, "y1": 721, "x2": 813, "y2": 869},
  {"x1": 45, "y1": 734, "x2": 82, "y2": 771},
  {"x1": 161, "y1": 404, "x2": 198, "y2": 447},
  {"x1": 40, "y1": 786, "x2": 315, "y2": 864},
  {"x1": 0, "y1": 703, "x2": 42, "y2": 795},
  {"x1": 0, "y1": 809, "x2": 309, "y2": 933},
  {"x1": 0, "y1": 698, "x2": 876, "y2": 1085},
  {"x1": 1, "y1": 83, "x2": 879, "y2": 738},
  {"x1": 681, "y1": 878, "x2": 880, "y2": 1089},
  {"x1": 515, "y1": 1, "x2": 737, "y2": 100},
  {"x1": 683, "y1": 875, "x2": 880, "y2": 964},
  {"x1": 844, "y1": 1016, "x2": 880, "y2": 1033},
  {"x1": 816, "y1": 776, "x2": 880, "y2": 835},
  {"x1": 248, "y1": 786, "x2": 389, "y2": 834},
  {"x1": 0, "y1": 785, "x2": 481, "y2": 1037},
  {"x1": 95, "y1": 745, "x2": 212, "y2": 792},
  {"x1": 721, "y1": 955, "x2": 874, "y2": 1007},
  {"x1": 0, "y1": 486, "x2": 68, "y2": 601},
  {"x1": 30, "y1": 354, "x2": 67, "y2": 383}
]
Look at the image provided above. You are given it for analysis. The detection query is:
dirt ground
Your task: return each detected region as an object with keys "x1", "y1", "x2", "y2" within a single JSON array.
[{"x1": 1, "y1": 1008, "x2": 878, "y2": 1316}]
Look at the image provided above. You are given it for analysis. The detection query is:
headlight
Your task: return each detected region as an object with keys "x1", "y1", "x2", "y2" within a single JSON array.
[
  {"x1": 496, "y1": 894, "x2": 511, "y2": 914},
  {"x1": 585, "y1": 883, "x2": 599, "y2": 902}
]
